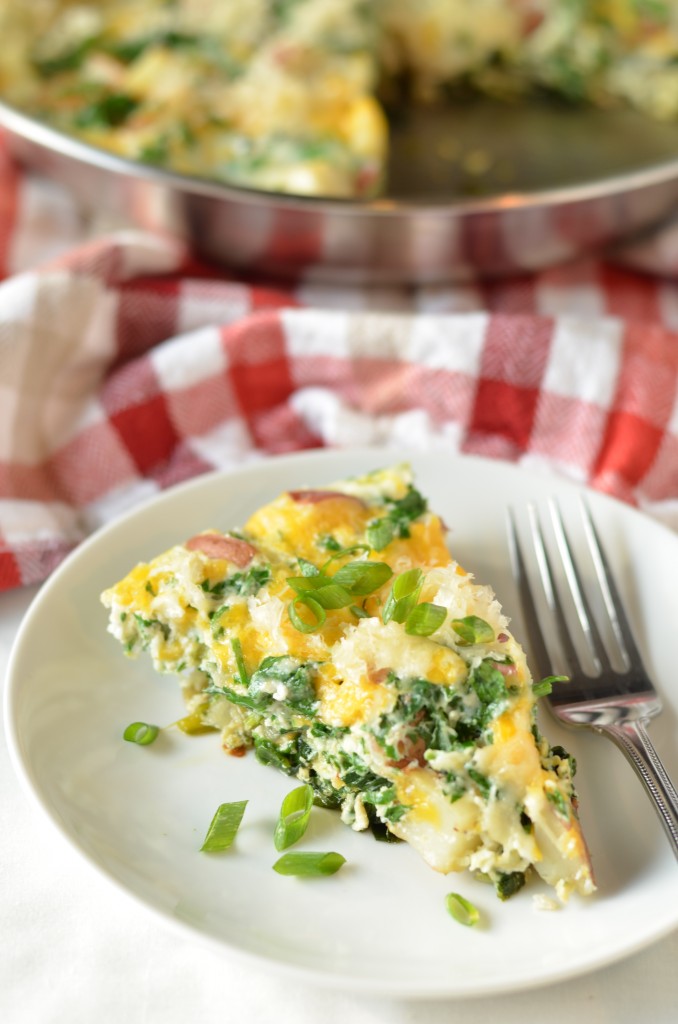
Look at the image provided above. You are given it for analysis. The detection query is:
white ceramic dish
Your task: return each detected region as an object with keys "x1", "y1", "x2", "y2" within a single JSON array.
[{"x1": 5, "y1": 449, "x2": 678, "y2": 999}]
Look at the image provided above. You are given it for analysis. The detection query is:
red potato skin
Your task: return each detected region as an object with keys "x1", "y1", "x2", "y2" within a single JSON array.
[
  {"x1": 185, "y1": 533, "x2": 257, "y2": 567},
  {"x1": 287, "y1": 489, "x2": 366, "y2": 506}
]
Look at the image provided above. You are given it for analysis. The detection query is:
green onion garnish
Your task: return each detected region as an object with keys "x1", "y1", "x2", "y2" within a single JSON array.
[
  {"x1": 330, "y1": 560, "x2": 393, "y2": 595},
  {"x1": 274, "y1": 784, "x2": 314, "y2": 851},
  {"x1": 405, "y1": 602, "x2": 447, "y2": 636},
  {"x1": 200, "y1": 800, "x2": 248, "y2": 852},
  {"x1": 272, "y1": 851, "x2": 346, "y2": 877},
  {"x1": 533, "y1": 675, "x2": 567, "y2": 697},
  {"x1": 366, "y1": 518, "x2": 395, "y2": 551},
  {"x1": 231, "y1": 637, "x2": 249, "y2": 687},
  {"x1": 123, "y1": 721, "x2": 159, "y2": 745},
  {"x1": 445, "y1": 892, "x2": 480, "y2": 927},
  {"x1": 288, "y1": 595, "x2": 327, "y2": 633},
  {"x1": 382, "y1": 568, "x2": 422, "y2": 624},
  {"x1": 451, "y1": 615, "x2": 495, "y2": 645},
  {"x1": 320, "y1": 544, "x2": 370, "y2": 570}
]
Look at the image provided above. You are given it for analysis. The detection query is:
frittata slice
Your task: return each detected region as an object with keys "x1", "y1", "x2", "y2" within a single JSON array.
[{"x1": 101, "y1": 464, "x2": 594, "y2": 902}]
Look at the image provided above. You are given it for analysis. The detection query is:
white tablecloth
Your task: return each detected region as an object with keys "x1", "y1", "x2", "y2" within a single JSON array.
[{"x1": 2, "y1": 582, "x2": 677, "y2": 1023}]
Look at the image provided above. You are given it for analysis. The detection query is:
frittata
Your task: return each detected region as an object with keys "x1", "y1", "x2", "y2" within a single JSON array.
[
  {"x1": 1, "y1": 1, "x2": 678, "y2": 197},
  {"x1": 101, "y1": 464, "x2": 595, "y2": 903}
]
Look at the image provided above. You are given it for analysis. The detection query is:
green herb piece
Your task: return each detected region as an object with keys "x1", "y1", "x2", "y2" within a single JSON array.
[
  {"x1": 287, "y1": 579, "x2": 353, "y2": 609},
  {"x1": 533, "y1": 675, "x2": 567, "y2": 698},
  {"x1": 451, "y1": 615, "x2": 494, "y2": 646},
  {"x1": 297, "y1": 557, "x2": 321, "y2": 577},
  {"x1": 248, "y1": 657, "x2": 318, "y2": 716},
  {"x1": 467, "y1": 767, "x2": 492, "y2": 799},
  {"x1": 272, "y1": 851, "x2": 346, "y2": 877},
  {"x1": 495, "y1": 870, "x2": 526, "y2": 901},
  {"x1": 366, "y1": 517, "x2": 394, "y2": 551},
  {"x1": 274, "y1": 784, "x2": 314, "y2": 851},
  {"x1": 350, "y1": 604, "x2": 369, "y2": 619},
  {"x1": 200, "y1": 800, "x2": 248, "y2": 852},
  {"x1": 288, "y1": 595, "x2": 327, "y2": 633},
  {"x1": 74, "y1": 92, "x2": 139, "y2": 128},
  {"x1": 382, "y1": 568, "x2": 423, "y2": 624},
  {"x1": 231, "y1": 637, "x2": 249, "y2": 687},
  {"x1": 330, "y1": 560, "x2": 393, "y2": 595},
  {"x1": 175, "y1": 710, "x2": 213, "y2": 735},
  {"x1": 546, "y1": 787, "x2": 570, "y2": 820},
  {"x1": 320, "y1": 544, "x2": 370, "y2": 570},
  {"x1": 123, "y1": 721, "x2": 159, "y2": 745},
  {"x1": 405, "y1": 602, "x2": 447, "y2": 636},
  {"x1": 317, "y1": 534, "x2": 341, "y2": 551},
  {"x1": 445, "y1": 892, "x2": 480, "y2": 927}
]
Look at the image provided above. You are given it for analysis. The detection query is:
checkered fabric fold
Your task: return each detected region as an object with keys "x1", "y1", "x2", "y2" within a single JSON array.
[{"x1": 3, "y1": 135, "x2": 678, "y2": 591}]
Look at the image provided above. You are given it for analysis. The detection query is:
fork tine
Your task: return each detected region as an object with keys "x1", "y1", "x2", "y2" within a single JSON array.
[
  {"x1": 527, "y1": 503, "x2": 590, "y2": 680},
  {"x1": 506, "y1": 507, "x2": 552, "y2": 680},
  {"x1": 507, "y1": 505, "x2": 584, "y2": 680},
  {"x1": 580, "y1": 499, "x2": 642, "y2": 671},
  {"x1": 548, "y1": 499, "x2": 612, "y2": 675}
]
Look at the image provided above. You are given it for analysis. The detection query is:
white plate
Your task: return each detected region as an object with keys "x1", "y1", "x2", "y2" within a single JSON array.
[{"x1": 5, "y1": 449, "x2": 678, "y2": 999}]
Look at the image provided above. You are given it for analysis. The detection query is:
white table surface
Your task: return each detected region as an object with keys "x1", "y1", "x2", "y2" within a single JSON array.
[{"x1": 2, "y1": 582, "x2": 677, "y2": 1024}]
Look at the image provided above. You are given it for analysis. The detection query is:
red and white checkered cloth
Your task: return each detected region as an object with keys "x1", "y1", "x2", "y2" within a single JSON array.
[{"x1": 4, "y1": 129, "x2": 678, "y2": 591}]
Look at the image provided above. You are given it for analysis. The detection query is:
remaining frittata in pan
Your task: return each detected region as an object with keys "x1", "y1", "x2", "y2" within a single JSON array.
[
  {"x1": 101, "y1": 464, "x2": 595, "y2": 903},
  {"x1": 1, "y1": 1, "x2": 678, "y2": 197}
]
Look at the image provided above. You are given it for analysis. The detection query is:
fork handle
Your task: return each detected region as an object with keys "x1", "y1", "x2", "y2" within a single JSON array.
[{"x1": 600, "y1": 720, "x2": 678, "y2": 861}]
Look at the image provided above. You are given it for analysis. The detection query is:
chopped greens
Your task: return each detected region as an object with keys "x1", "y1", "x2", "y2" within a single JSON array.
[
  {"x1": 200, "y1": 801, "x2": 248, "y2": 852},
  {"x1": 122, "y1": 721, "x2": 159, "y2": 746},
  {"x1": 274, "y1": 784, "x2": 314, "y2": 851},
  {"x1": 445, "y1": 892, "x2": 480, "y2": 927},
  {"x1": 451, "y1": 616, "x2": 494, "y2": 646},
  {"x1": 366, "y1": 486, "x2": 427, "y2": 550},
  {"x1": 272, "y1": 851, "x2": 346, "y2": 877}
]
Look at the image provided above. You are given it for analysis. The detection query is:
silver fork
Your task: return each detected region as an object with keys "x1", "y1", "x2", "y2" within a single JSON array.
[{"x1": 507, "y1": 498, "x2": 678, "y2": 861}]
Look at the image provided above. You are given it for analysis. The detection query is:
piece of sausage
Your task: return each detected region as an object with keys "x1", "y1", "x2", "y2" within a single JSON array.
[
  {"x1": 185, "y1": 533, "x2": 257, "y2": 567},
  {"x1": 287, "y1": 489, "x2": 365, "y2": 506}
]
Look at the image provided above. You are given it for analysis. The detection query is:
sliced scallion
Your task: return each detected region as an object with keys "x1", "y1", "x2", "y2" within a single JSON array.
[
  {"x1": 274, "y1": 784, "x2": 314, "y2": 851},
  {"x1": 231, "y1": 637, "x2": 249, "y2": 687},
  {"x1": 533, "y1": 674, "x2": 567, "y2": 697},
  {"x1": 445, "y1": 892, "x2": 480, "y2": 927},
  {"x1": 200, "y1": 800, "x2": 248, "y2": 852},
  {"x1": 330, "y1": 560, "x2": 393, "y2": 595},
  {"x1": 451, "y1": 615, "x2": 495, "y2": 646},
  {"x1": 272, "y1": 851, "x2": 346, "y2": 877},
  {"x1": 123, "y1": 721, "x2": 159, "y2": 745},
  {"x1": 405, "y1": 602, "x2": 447, "y2": 636},
  {"x1": 382, "y1": 568, "x2": 422, "y2": 624},
  {"x1": 288, "y1": 595, "x2": 326, "y2": 633}
]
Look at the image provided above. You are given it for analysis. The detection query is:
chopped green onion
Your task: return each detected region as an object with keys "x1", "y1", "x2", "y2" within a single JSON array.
[
  {"x1": 382, "y1": 568, "x2": 423, "y2": 624},
  {"x1": 200, "y1": 800, "x2": 248, "y2": 852},
  {"x1": 320, "y1": 544, "x2": 370, "y2": 570},
  {"x1": 288, "y1": 595, "x2": 326, "y2": 633},
  {"x1": 350, "y1": 604, "x2": 369, "y2": 619},
  {"x1": 451, "y1": 615, "x2": 495, "y2": 646},
  {"x1": 331, "y1": 560, "x2": 393, "y2": 596},
  {"x1": 366, "y1": 518, "x2": 395, "y2": 551},
  {"x1": 405, "y1": 602, "x2": 447, "y2": 636},
  {"x1": 272, "y1": 851, "x2": 346, "y2": 877},
  {"x1": 123, "y1": 721, "x2": 159, "y2": 745},
  {"x1": 274, "y1": 784, "x2": 314, "y2": 851},
  {"x1": 288, "y1": 581, "x2": 352, "y2": 609},
  {"x1": 175, "y1": 710, "x2": 213, "y2": 735},
  {"x1": 533, "y1": 675, "x2": 567, "y2": 698},
  {"x1": 445, "y1": 892, "x2": 480, "y2": 927},
  {"x1": 297, "y1": 558, "x2": 321, "y2": 577},
  {"x1": 230, "y1": 637, "x2": 249, "y2": 687}
]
